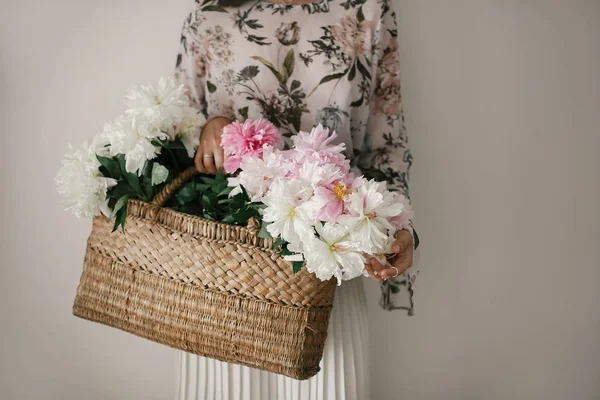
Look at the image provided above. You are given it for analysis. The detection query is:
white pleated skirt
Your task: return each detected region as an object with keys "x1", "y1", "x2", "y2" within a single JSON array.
[{"x1": 176, "y1": 277, "x2": 370, "y2": 400}]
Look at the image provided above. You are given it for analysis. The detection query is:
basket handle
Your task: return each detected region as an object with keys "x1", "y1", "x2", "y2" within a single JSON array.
[
  {"x1": 151, "y1": 166, "x2": 198, "y2": 208},
  {"x1": 148, "y1": 166, "x2": 260, "y2": 236}
]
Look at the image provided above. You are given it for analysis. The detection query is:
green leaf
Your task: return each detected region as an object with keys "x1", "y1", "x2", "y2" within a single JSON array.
[
  {"x1": 199, "y1": 176, "x2": 217, "y2": 185},
  {"x1": 357, "y1": 6, "x2": 365, "y2": 22},
  {"x1": 290, "y1": 80, "x2": 301, "y2": 92},
  {"x1": 236, "y1": 208, "x2": 260, "y2": 223},
  {"x1": 211, "y1": 168, "x2": 227, "y2": 192},
  {"x1": 116, "y1": 155, "x2": 142, "y2": 195},
  {"x1": 96, "y1": 155, "x2": 121, "y2": 179},
  {"x1": 207, "y1": 80, "x2": 217, "y2": 93},
  {"x1": 350, "y1": 93, "x2": 364, "y2": 107},
  {"x1": 247, "y1": 201, "x2": 266, "y2": 209},
  {"x1": 202, "y1": 213, "x2": 215, "y2": 221},
  {"x1": 390, "y1": 284, "x2": 401, "y2": 294},
  {"x1": 107, "y1": 195, "x2": 130, "y2": 221},
  {"x1": 348, "y1": 62, "x2": 356, "y2": 81},
  {"x1": 201, "y1": 5, "x2": 228, "y2": 12},
  {"x1": 111, "y1": 202, "x2": 128, "y2": 233},
  {"x1": 211, "y1": 183, "x2": 228, "y2": 197},
  {"x1": 239, "y1": 185, "x2": 251, "y2": 202},
  {"x1": 177, "y1": 202, "x2": 203, "y2": 215},
  {"x1": 280, "y1": 248, "x2": 293, "y2": 257},
  {"x1": 356, "y1": 57, "x2": 371, "y2": 80},
  {"x1": 317, "y1": 71, "x2": 346, "y2": 86},
  {"x1": 176, "y1": 182, "x2": 197, "y2": 204},
  {"x1": 258, "y1": 221, "x2": 272, "y2": 239},
  {"x1": 202, "y1": 192, "x2": 218, "y2": 210},
  {"x1": 283, "y1": 49, "x2": 295, "y2": 80},
  {"x1": 272, "y1": 237, "x2": 286, "y2": 251},
  {"x1": 217, "y1": 186, "x2": 233, "y2": 197},
  {"x1": 221, "y1": 214, "x2": 236, "y2": 224},
  {"x1": 359, "y1": 167, "x2": 387, "y2": 181},
  {"x1": 238, "y1": 106, "x2": 249, "y2": 119},
  {"x1": 107, "y1": 181, "x2": 133, "y2": 200},
  {"x1": 251, "y1": 56, "x2": 284, "y2": 83},
  {"x1": 292, "y1": 261, "x2": 303, "y2": 274},
  {"x1": 229, "y1": 194, "x2": 245, "y2": 208}
]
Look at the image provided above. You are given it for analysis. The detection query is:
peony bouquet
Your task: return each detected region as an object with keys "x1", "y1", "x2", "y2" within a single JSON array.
[
  {"x1": 55, "y1": 77, "x2": 206, "y2": 228},
  {"x1": 56, "y1": 76, "x2": 413, "y2": 284},
  {"x1": 219, "y1": 120, "x2": 414, "y2": 284}
]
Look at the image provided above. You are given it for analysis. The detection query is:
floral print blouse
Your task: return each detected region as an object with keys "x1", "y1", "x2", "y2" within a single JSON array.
[{"x1": 174, "y1": 0, "x2": 419, "y2": 313}]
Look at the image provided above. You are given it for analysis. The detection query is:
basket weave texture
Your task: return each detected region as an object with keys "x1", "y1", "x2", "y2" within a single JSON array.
[{"x1": 72, "y1": 167, "x2": 337, "y2": 380}]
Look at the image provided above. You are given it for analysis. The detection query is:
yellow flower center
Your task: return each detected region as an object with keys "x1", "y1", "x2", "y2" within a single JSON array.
[
  {"x1": 288, "y1": 208, "x2": 296, "y2": 218},
  {"x1": 333, "y1": 183, "x2": 346, "y2": 200},
  {"x1": 329, "y1": 243, "x2": 342, "y2": 253}
]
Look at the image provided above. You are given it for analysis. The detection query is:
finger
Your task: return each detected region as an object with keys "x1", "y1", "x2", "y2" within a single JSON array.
[
  {"x1": 392, "y1": 230, "x2": 412, "y2": 254},
  {"x1": 388, "y1": 249, "x2": 413, "y2": 279},
  {"x1": 392, "y1": 256, "x2": 412, "y2": 274},
  {"x1": 368, "y1": 257, "x2": 387, "y2": 274},
  {"x1": 203, "y1": 152, "x2": 217, "y2": 175},
  {"x1": 213, "y1": 146, "x2": 225, "y2": 171},
  {"x1": 195, "y1": 145, "x2": 207, "y2": 174},
  {"x1": 364, "y1": 261, "x2": 383, "y2": 283},
  {"x1": 380, "y1": 266, "x2": 403, "y2": 280}
]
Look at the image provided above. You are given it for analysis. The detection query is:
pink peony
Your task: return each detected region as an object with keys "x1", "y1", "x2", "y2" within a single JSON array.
[
  {"x1": 309, "y1": 173, "x2": 362, "y2": 223},
  {"x1": 313, "y1": 183, "x2": 347, "y2": 222},
  {"x1": 289, "y1": 124, "x2": 350, "y2": 174},
  {"x1": 291, "y1": 124, "x2": 344, "y2": 153},
  {"x1": 220, "y1": 119, "x2": 280, "y2": 173}
]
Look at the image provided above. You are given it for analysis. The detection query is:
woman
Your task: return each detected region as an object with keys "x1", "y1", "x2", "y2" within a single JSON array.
[{"x1": 174, "y1": 0, "x2": 419, "y2": 398}]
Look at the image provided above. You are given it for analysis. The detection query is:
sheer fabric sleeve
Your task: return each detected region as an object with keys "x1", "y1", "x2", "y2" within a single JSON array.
[
  {"x1": 357, "y1": 5, "x2": 420, "y2": 314},
  {"x1": 174, "y1": 8, "x2": 208, "y2": 119}
]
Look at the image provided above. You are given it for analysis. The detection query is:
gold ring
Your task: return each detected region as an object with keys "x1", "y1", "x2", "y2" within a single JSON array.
[{"x1": 391, "y1": 266, "x2": 399, "y2": 278}]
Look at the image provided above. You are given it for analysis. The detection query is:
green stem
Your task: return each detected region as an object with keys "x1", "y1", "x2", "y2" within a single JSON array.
[{"x1": 158, "y1": 141, "x2": 182, "y2": 172}]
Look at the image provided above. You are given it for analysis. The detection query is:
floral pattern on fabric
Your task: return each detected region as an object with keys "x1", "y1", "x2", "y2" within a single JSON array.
[{"x1": 175, "y1": 0, "x2": 418, "y2": 313}]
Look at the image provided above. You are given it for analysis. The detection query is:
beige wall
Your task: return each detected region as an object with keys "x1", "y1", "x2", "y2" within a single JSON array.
[{"x1": 1, "y1": 1, "x2": 599, "y2": 399}]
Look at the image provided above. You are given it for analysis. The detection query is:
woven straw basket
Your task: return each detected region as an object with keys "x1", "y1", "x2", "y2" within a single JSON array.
[{"x1": 72, "y1": 166, "x2": 337, "y2": 380}]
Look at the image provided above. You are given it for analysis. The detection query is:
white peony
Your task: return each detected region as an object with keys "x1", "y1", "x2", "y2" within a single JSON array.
[
  {"x1": 55, "y1": 140, "x2": 117, "y2": 219},
  {"x1": 293, "y1": 161, "x2": 344, "y2": 191},
  {"x1": 370, "y1": 234, "x2": 396, "y2": 265},
  {"x1": 338, "y1": 177, "x2": 404, "y2": 253},
  {"x1": 103, "y1": 114, "x2": 166, "y2": 176},
  {"x1": 304, "y1": 223, "x2": 365, "y2": 284},
  {"x1": 262, "y1": 179, "x2": 312, "y2": 247},
  {"x1": 228, "y1": 146, "x2": 290, "y2": 201},
  {"x1": 124, "y1": 76, "x2": 189, "y2": 135},
  {"x1": 92, "y1": 131, "x2": 111, "y2": 158},
  {"x1": 176, "y1": 106, "x2": 206, "y2": 157}
]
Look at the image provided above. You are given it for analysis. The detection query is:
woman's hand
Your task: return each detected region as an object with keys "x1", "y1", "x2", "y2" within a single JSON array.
[
  {"x1": 195, "y1": 116, "x2": 232, "y2": 174},
  {"x1": 364, "y1": 230, "x2": 414, "y2": 283}
]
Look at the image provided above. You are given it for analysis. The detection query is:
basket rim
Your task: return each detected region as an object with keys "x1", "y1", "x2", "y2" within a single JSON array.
[{"x1": 126, "y1": 198, "x2": 275, "y2": 251}]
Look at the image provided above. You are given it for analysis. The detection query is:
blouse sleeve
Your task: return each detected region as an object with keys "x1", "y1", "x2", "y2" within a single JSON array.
[
  {"x1": 356, "y1": 6, "x2": 420, "y2": 314},
  {"x1": 174, "y1": 9, "x2": 208, "y2": 118}
]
